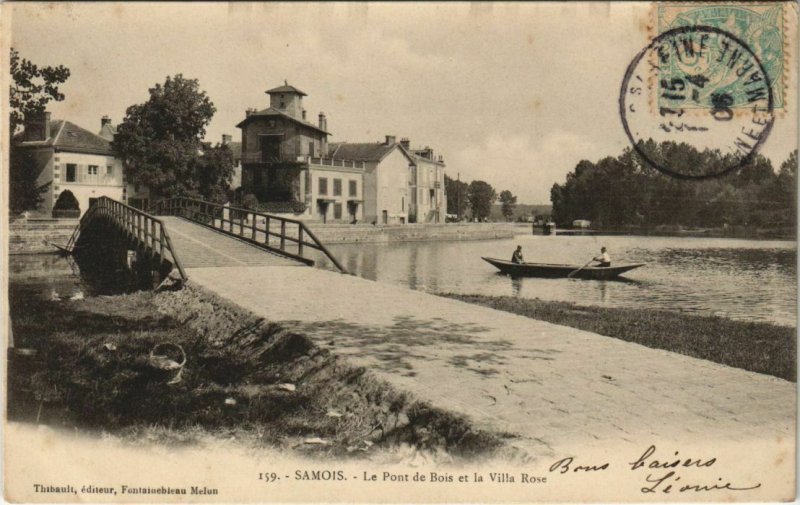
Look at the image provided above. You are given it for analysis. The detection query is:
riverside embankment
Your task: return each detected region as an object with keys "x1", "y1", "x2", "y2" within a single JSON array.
[
  {"x1": 9, "y1": 219, "x2": 78, "y2": 254},
  {"x1": 9, "y1": 279, "x2": 503, "y2": 459},
  {"x1": 186, "y1": 265, "x2": 795, "y2": 459},
  {"x1": 305, "y1": 222, "x2": 516, "y2": 244}
]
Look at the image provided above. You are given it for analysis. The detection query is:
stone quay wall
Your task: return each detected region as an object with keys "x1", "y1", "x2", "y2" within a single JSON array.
[
  {"x1": 9, "y1": 219, "x2": 78, "y2": 254},
  {"x1": 305, "y1": 222, "x2": 517, "y2": 244},
  {"x1": 8, "y1": 218, "x2": 523, "y2": 256}
]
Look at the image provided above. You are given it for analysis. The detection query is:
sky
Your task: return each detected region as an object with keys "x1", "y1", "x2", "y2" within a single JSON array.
[{"x1": 9, "y1": 2, "x2": 798, "y2": 204}]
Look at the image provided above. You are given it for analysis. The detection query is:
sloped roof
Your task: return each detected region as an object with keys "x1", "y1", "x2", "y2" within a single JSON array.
[
  {"x1": 236, "y1": 107, "x2": 329, "y2": 135},
  {"x1": 405, "y1": 148, "x2": 446, "y2": 166},
  {"x1": 15, "y1": 120, "x2": 114, "y2": 156},
  {"x1": 328, "y1": 141, "x2": 444, "y2": 166},
  {"x1": 328, "y1": 142, "x2": 400, "y2": 162},
  {"x1": 98, "y1": 122, "x2": 117, "y2": 141},
  {"x1": 266, "y1": 84, "x2": 307, "y2": 96},
  {"x1": 56, "y1": 121, "x2": 114, "y2": 154}
]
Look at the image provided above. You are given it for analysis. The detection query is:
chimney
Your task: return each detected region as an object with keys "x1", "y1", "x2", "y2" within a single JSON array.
[
  {"x1": 318, "y1": 112, "x2": 327, "y2": 131},
  {"x1": 400, "y1": 138, "x2": 410, "y2": 149},
  {"x1": 222, "y1": 134, "x2": 232, "y2": 145},
  {"x1": 24, "y1": 110, "x2": 51, "y2": 142},
  {"x1": 302, "y1": 109, "x2": 307, "y2": 121},
  {"x1": 101, "y1": 115, "x2": 112, "y2": 128},
  {"x1": 385, "y1": 135, "x2": 396, "y2": 145}
]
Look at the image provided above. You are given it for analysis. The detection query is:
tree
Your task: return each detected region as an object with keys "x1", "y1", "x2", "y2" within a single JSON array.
[
  {"x1": 112, "y1": 74, "x2": 230, "y2": 200},
  {"x1": 190, "y1": 142, "x2": 235, "y2": 202},
  {"x1": 9, "y1": 150, "x2": 50, "y2": 214},
  {"x1": 467, "y1": 180, "x2": 496, "y2": 220},
  {"x1": 775, "y1": 150, "x2": 798, "y2": 227},
  {"x1": 445, "y1": 174, "x2": 469, "y2": 218},
  {"x1": 9, "y1": 48, "x2": 71, "y2": 134},
  {"x1": 498, "y1": 190, "x2": 517, "y2": 220},
  {"x1": 9, "y1": 48, "x2": 70, "y2": 213},
  {"x1": 549, "y1": 140, "x2": 786, "y2": 230}
]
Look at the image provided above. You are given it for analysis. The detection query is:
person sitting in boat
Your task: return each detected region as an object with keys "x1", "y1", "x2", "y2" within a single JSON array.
[
  {"x1": 511, "y1": 245, "x2": 524, "y2": 264},
  {"x1": 593, "y1": 246, "x2": 611, "y2": 267}
]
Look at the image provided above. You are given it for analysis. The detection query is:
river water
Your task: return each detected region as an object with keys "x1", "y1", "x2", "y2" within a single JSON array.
[
  {"x1": 9, "y1": 234, "x2": 796, "y2": 327},
  {"x1": 319, "y1": 234, "x2": 797, "y2": 327}
]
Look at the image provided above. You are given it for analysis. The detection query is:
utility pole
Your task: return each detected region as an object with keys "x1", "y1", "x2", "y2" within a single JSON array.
[{"x1": 456, "y1": 172, "x2": 461, "y2": 222}]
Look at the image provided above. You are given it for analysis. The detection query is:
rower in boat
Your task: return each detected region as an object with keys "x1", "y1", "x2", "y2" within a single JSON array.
[
  {"x1": 511, "y1": 245, "x2": 524, "y2": 264},
  {"x1": 592, "y1": 246, "x2": 611, "y2": 267},
  {"x1": 481, "y1": 256, "x2": 644, "y2": 280}
]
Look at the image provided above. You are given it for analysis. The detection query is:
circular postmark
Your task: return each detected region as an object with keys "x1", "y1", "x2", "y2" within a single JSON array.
[{"x1": 620, "y1": 25, "x2": 774, "y2": 179}]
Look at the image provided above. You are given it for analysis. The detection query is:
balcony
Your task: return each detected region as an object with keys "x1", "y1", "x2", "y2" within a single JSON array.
[
  {"x1": 308, "y1": 157, "x2": 366, "y2": 170},
  {"x1": 241, "y1": 153, "x2": 366, "y2": 170},
  {"x1": 241, "y1": 152, "x2": 310, "y2": 164}
]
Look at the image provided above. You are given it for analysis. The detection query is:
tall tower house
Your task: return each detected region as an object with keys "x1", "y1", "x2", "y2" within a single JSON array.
[{"x1": 266, "y1": 81, "x2": 307, "y2": 120}]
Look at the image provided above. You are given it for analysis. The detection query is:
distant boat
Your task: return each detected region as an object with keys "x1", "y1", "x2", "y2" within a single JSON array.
[{"x1": 481, "y1": 257, "x2": 645, "y2": 280}]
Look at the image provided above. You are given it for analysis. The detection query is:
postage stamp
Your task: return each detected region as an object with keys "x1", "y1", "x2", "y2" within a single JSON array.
[{"x1": 657, "y1": 3, "x2": 787, "y2": 110}]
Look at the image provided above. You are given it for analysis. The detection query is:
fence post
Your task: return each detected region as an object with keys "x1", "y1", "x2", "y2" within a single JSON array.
[
  {"x1": 280, "y1": 221, "x2": 286, "y2": 250},
  {"x1": 159, "y1": 225, "x2": 165, "y2": 264},
  {"x1": 251, "y1": 213, "x2": 256, "y2": 240},
  {"x1": 298, "y1": 226, "x2": 304, "y2": 257},
  {"x1": 265, "y1": 217, "x2": 270, "y2": 246}
]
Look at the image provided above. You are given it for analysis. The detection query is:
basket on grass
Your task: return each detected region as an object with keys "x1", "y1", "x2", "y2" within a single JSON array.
[{"x1": 148, "y1": 343, "x2": 187, "y2": 385}]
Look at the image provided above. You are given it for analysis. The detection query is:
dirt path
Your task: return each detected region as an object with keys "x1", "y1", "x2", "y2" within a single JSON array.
[{"x1": 186, "y1": 266, "x2": 796, "y2": 460}]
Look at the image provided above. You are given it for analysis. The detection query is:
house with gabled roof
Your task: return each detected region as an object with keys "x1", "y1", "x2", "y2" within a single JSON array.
[
  {"x1": 12, "y1": 111, "x2": 129, "y2": 217},
  {"x1": 403, "y1": 140, "x2": 447, "y2": 224},
  {"x1": 329, "y1": 137, "x2": 414, "y2": 224},
  {"x1": 328, "y1": 137, "x2": 447, "y2": 224}
]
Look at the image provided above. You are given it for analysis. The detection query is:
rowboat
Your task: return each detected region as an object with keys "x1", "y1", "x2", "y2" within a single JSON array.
[{"x1": 481, "y1": 257, "x2": 645, "y2": 280}]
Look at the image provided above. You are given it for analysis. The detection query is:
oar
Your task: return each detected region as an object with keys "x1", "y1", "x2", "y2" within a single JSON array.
[{"x1": 567, "y1": 258, "x2": 595, "y2": 279}]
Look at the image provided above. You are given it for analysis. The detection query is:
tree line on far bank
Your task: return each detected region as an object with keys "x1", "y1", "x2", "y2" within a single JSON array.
[
  {"x1": 445, "y1": 176, "x2": 524, "y2": 221},
  {"x1": 550, "y1": 142, "x2": 797, "y2": 231}
]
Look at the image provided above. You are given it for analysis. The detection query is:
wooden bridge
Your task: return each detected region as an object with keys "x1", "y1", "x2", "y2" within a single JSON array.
[{"x1": 68, "y1": 196, "x2": 345, "y2": 284}]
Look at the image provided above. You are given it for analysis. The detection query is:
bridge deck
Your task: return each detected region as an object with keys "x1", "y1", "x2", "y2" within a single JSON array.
[{"x1": 160, "y1": 216, "x2": 303, "y2": 269}]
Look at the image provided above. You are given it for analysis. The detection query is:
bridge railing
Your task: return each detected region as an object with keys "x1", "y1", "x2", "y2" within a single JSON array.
[
  {"x1": 89, "y1": 196, "x2": 188, "y2": 280},
  {"x1": 151, "y1": 197, "x2": 347, "y2": 273}
]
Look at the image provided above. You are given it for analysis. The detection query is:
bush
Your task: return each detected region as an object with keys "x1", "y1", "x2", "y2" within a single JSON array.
[
  {"x1": 53, "y1": 190, "x2": 80, "y2": 211},
  {"x1": 242, "y1": 193, "x2": 259, "y2": 210},
  {"x1": 259, "y1": 201, "x2": 307, "y2": 214}
]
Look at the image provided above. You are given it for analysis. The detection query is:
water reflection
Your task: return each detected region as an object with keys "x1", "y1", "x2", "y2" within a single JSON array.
[
  {"x1": 9, "y1": 253, "x2": 138, "y2": 307},
  {"x1": 598, "y1": 280, "x2": 607, "y2": 303},
  {"x1": 320, "y1": 235, "x2": 797, "y2": 326},
  {"x1": 510, "y1": 276, "x2": 522, "y2": 297}
]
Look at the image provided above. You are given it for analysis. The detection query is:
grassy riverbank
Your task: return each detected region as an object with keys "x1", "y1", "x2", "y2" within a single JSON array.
[
  {"x1": 8, "y1": 285, "x2": 503, "y2": 459},
  {"x1": 443, "y1": 295, "x2": 796, "y2": 382}
]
